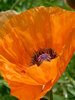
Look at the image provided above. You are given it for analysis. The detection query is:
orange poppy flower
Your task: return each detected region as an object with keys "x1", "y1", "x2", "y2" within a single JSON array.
[{"x1": 0, "y1": 6, "x2": 75, "y2": 100}]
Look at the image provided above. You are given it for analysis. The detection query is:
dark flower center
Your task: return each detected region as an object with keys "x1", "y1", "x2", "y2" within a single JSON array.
[{"x1": 31, "y1": 48, "x2": 57, "y2": 66}]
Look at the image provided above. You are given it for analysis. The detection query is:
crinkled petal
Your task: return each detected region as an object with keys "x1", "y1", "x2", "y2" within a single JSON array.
[
  {"x1": 0, "y1": 56, "x2": 43, "y2": 85},
  {"x1": 0, "y1": 28, "x2": 30, "y2": 66},
  {"x1": 3, "y1": 6, "x2": 75, "y2": 54},
  {"x1": 26, "y1": 60, "x2": 57, "y2": 85},
  {"x1": 7, "y1": 80, "x2": 42, "y2": 100},
  {"x1": 57, "y1": 28, "x2": 75, "y2": 79},
  {"x1": 0, "y1": 6, "x2": 75, "y2": 65}
]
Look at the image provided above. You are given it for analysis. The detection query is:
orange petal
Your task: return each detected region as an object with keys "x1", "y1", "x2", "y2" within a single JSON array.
[
  {"x1": 26, "y1": 65, "x2": 48, "y2": 84},
  {"x1": 57, "y1": 28, "x2": 75, "y2": 79},
  {"x1": 3, "y1": 7, "x2": 75, "y2": 54},
  {"x1": 26, "y1": 60, "x2": 57, "y2": 85},
  {"x1": 49, "y1": 10, "x2": 75, "y2": 54},
  {"x1": 71, "y1": 28, "x2": 75, "y2": 50},
  {"x1": 0, "y1": 28, "x2": 30, "y2": 66},
  {"x1": 38, "y1": 80, "x2": 55, "y2": 99},
  {"x1": 0, "y1": 7, "x2": 75, "y2": 62},
  {"x1": 7, "y1": 80, "x2": 42, "y2": 100},
  {"x1": 0, "y1": 56, "x2": 42, "y2": 85}
]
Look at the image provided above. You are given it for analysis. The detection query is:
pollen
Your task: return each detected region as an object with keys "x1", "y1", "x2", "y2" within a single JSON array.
[{"x1": 31, "y1": 48, "x2": 57, "y2": 66}]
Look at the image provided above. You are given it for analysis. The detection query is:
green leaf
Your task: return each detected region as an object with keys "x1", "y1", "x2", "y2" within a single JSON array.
[
  {"x1": 0, "y1": 95, "x2": 18, "y2": 100},
  {"x1": 0, "y1": 84, "x2": 10, "y2": 96},
  {"x1": 68, "y1": 86, "x2": 75, "y2": 96},
  {"x1": 54, "y1": 94, "x2": 65, "y2": 100}
]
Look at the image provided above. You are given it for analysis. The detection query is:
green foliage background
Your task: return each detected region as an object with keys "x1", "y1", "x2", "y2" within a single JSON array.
[{"x1": 0, "y1": 0, "x2": 75, "y2": 100}]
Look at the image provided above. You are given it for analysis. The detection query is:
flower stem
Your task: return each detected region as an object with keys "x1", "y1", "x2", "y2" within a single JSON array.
[{"x1": 50, "y1": 89, "x2": 53, "y2": 100}]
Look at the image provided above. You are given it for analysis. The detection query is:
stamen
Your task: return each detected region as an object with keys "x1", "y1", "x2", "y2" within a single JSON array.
[
  {"x1": 31, "y1": 48, "x2": 57, "y2": 66},
  {"x1": 38, "y1": 53, "x2": 51, "y2": 63}
]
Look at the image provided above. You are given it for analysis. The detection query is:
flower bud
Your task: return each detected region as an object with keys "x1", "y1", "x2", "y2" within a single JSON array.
[
  {"x1": 0, "y1": 10, "x2": 17, "y2": 28},
  {"x1": 65, "y1": 0, "x2": 75, "y2": 9}
]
